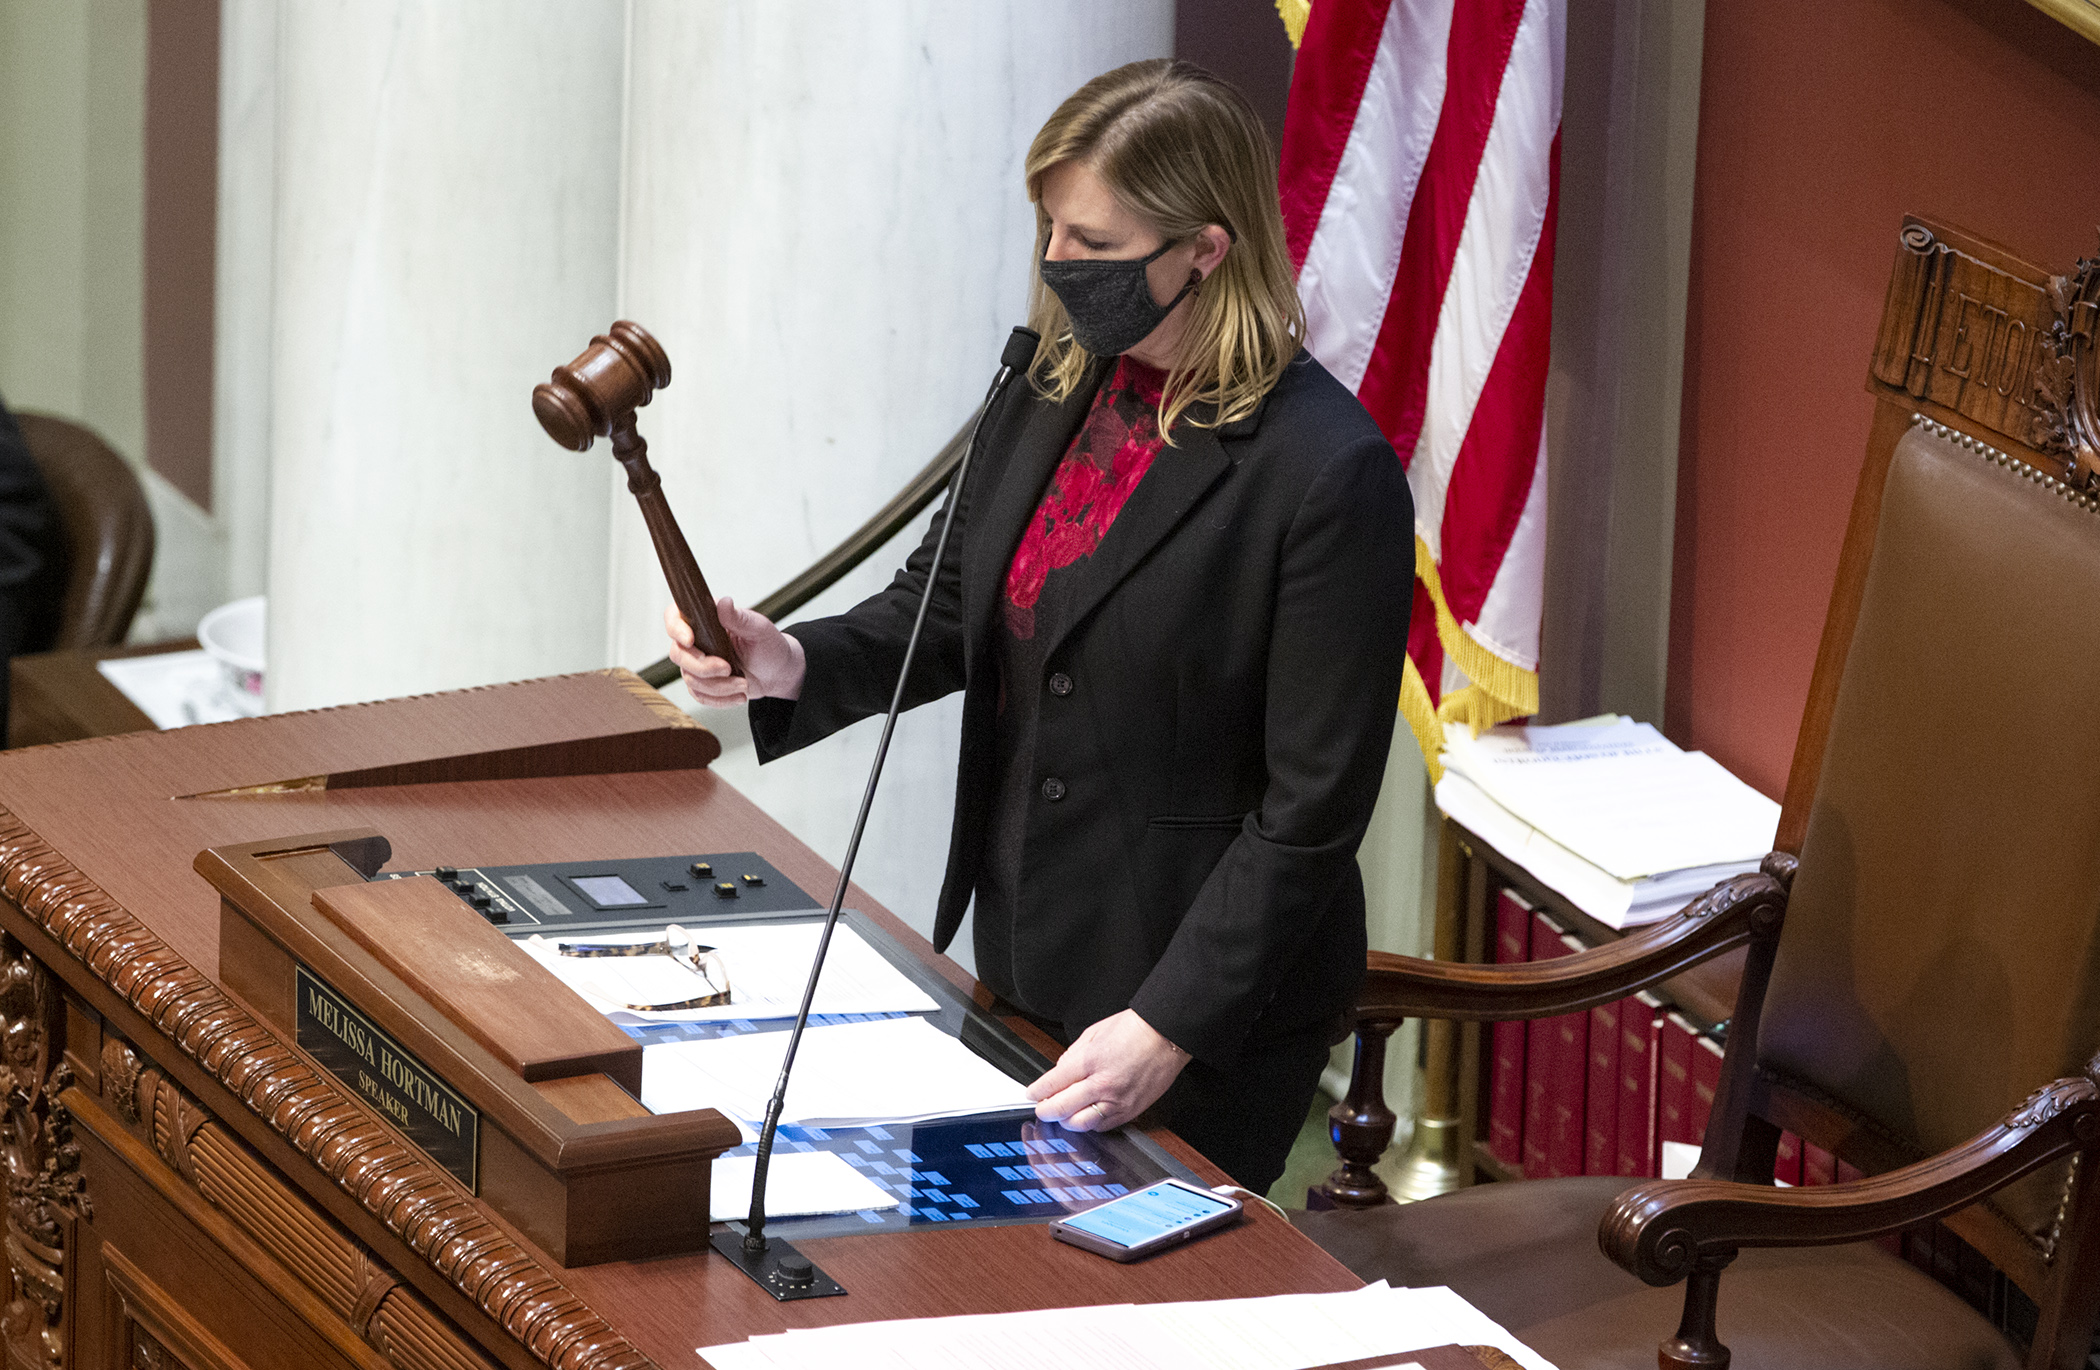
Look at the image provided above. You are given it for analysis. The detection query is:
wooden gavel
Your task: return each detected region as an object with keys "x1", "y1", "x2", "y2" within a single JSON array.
[{"x1": 532, "y1": 321, "x2": 747, "y2": 678}]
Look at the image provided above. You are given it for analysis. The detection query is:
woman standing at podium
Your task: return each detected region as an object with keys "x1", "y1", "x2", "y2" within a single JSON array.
[{"x1": 667, "y1": 60, "x2": 1411, "y2": 1193}]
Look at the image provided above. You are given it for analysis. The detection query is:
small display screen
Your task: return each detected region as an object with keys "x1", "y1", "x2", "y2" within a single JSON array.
[
  {"x1": 571, "y1": 874, "x2": 649, "y2": 907},
  {"x1": 1060, "y1": 1182, "x2": 1233, "y2": 1247}
]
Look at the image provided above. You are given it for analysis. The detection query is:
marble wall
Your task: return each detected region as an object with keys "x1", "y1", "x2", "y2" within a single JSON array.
[
  {"x1": 258, "y1": 2, "x2": 626, "y2": 710},
  {"x1": 614, "y1": 3, "x2": 1172, "y2": 961},
  {"x1": 202, "y1": 2, "x2": 1172, "y2": 955}
]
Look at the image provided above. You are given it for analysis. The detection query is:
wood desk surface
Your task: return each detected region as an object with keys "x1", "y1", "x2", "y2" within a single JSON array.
[{"x1": 0, "y1": 671, "x2": 1356, "y2": 1370}]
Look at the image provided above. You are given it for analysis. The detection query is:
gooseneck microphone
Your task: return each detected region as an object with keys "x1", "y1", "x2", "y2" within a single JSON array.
[{"x1": 712, "y1": 326, "x2": 1041, "y2": 1300}]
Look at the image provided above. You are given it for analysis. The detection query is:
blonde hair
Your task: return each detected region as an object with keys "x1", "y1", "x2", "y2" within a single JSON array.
[{"x1": 1025, "y1": 60, "x2": 1306, "y2": 435}]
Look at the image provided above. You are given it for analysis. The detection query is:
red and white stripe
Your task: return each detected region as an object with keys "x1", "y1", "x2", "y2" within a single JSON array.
[{"x1": 1280, "y1": 0, "x2": 1564, "y2": 766}]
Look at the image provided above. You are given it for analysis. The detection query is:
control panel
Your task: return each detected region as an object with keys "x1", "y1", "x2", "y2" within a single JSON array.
[
  {"x1": 366, "y1": 850, "x2": 1198, "y2": 1236},
  {"x1": 370, "y1": 852, "x2": 821, "y2": 934}
]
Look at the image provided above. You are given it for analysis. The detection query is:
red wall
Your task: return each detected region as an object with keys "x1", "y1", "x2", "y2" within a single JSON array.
[{"x1": 1665, "y1": 0, "x2": 2100, "y2": 798}]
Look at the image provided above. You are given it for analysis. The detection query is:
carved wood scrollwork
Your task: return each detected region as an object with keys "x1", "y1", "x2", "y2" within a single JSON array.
[
  {"x1": 129, "y1": 1331, "x2": 174, "y2": 1370},
  {"x1": 0, "y1": 816, "x2": 644, "y2": 1370},
  {"x1": 1870, "y1": 218, "x2": 2100, "y2": 482},
  {"x1": 100, "y1": 1039, "x2": 144, "y2": 1129},
  {"x1": 2037, "y1": 246, "x2": 2100, "y2": 488},
  {"x1": 0, "y1": 935, "x2": 89, "y2": 1370}
]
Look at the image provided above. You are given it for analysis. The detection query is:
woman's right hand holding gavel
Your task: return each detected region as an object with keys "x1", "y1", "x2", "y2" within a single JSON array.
[{"x1": 665, "y1": 599, "x2": 806, "y2": 707}]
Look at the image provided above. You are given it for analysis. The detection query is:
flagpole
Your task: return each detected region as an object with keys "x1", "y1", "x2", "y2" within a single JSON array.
[{"x1": 1386, "y1": 818, "x2": 1467, "y2": 1201}]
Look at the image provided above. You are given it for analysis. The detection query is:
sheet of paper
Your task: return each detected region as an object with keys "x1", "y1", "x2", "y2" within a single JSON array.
[
  {"x1": 640, "y1": 1014, "x2": 1035, "y2": 1127},
  {"x1": 1443, "y1": 719, "x2": 1778, "y2": 881},
  {"x1": 519, "y1": 921, "x2": 938, "y2": 1023},
  {"x1": 1437, "y1": 771, "x2": 1751, "y2": 928},
  {"x1": 96, "y1": 649, "x2": 265, "y2": 729},
  {"x1": 697, "y1": 1282, "x2": 1561, "y2": 1370},
  {"x1": 707, "y1": 1149, "x2": 898, "y2": 1222},
  {"x1": 1434, "y1": 772, "x2": 1757, "y2": 930},
  {"x1": 1434, "y1": 771, "x2": 1640, "y2": 925}
]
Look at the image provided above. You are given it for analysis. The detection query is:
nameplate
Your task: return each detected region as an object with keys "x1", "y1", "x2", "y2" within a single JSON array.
[{"x1": 295, "y1": 965, "x2": 479, "y2": 1191}]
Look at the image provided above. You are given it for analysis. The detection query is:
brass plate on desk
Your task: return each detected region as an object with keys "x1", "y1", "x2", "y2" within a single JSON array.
[{"x1": 296, "y1": 965, "x2": 480, "y2": 1191}]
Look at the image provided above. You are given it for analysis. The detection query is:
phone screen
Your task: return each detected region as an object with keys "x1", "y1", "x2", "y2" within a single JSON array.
[{"x1": 1059, "y1": 1182, "x2": 1235, "y2": 1248}]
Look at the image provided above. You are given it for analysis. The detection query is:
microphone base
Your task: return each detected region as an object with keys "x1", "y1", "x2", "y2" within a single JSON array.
[{"x1": 710, "y1": 1227, "x2": 848, "y2": 1301}]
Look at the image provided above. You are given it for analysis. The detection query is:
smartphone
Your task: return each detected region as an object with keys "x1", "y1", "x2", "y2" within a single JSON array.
[{"x1": 1048, "y1": 1178, "x2": 1243, "y2": 1261}]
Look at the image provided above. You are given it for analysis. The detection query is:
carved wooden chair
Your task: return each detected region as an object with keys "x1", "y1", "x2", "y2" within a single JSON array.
[{"x1": 1294, "y1": 218, "x2": 2100, "y2": 1370}]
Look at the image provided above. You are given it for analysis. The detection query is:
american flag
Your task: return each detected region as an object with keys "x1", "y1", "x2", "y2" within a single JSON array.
[{"x1": 1278, "y1": 0, "x2": 1564, "y2": 776}]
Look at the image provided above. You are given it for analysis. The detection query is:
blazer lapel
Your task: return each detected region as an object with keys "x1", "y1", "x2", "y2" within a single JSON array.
[
  {"x1": 961, "y1": 369, "x2": 1104, "y2": 655},
  {"x1": 1041, "y1": 422, "x2": 1232, "y2": 663}
]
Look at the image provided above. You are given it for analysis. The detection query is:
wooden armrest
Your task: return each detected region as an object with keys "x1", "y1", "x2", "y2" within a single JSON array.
[
  {"x1": 1601, "y1": 1064, "x2": 2100, "y2": 1287},
  {"x1": 1355, "y1": 861, "x2": 1791, "y2": 1022}
]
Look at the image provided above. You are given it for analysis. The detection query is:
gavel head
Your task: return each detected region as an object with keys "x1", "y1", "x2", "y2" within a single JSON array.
[{"x1": 532, "y1": 320, "x2": 674, "y2": 451}]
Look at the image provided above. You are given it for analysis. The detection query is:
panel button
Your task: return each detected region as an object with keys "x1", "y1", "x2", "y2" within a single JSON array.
[
  {"x1": 690, "y1": 862, "x2": 714, "y2": 879},
  {"x1": 434, "y1": 866, "x2": 458, "y2": 882},
  {"x1": 1040, "y1": 777, "x2": 1067, "y2": 802},
  {"x1": 741, "y1": 873, "x2": 766, "y2": 887},
  {"x1": 714, "y1": 881, "x2": 740, "y2": 899},
  {"x1": 661, "y1": 881, "x2": 688, "y2": 893},
  {"x1": 1047, "y1": 672, "x2": 1073, "y2": 697}
]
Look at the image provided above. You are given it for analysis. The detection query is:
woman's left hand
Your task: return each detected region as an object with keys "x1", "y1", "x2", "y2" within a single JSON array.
[{"x1": 1026, "y1": 1010, "x2": 1190, "y2": 1132}]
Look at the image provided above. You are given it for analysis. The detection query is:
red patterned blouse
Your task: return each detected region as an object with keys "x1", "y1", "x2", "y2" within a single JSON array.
[{"x1": 1000, "y1": 355, "x2": 1169, "y2": 641}]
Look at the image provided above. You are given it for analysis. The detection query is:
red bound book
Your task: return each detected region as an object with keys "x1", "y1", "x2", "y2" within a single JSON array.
[
  {"x1": 1548, "y1": 932, "x2": 1592, "y2": 1178},
  {"x1": 1774, "y1": 1130, "x2": 1804, "y2": 1186},
  {"x1": 1690, "y1": 1031, "x2": 1725, "y2": 1151},
  {"x1": 1616, "y1": 994, "x2": 1664, "y2": 1177},
  {"x1": 1486, "y1": 891, "x2": 1532, "y2": 1169},
  {"x1": 1522, "y1": 912, "x2": 1576, "y2": 1178},
  {"x1": 1657, "y1": 1013, "x2": 1698, "y2": 1150},
  {"x1": 1802, "y1": 1142, "x2": 1836, "y2": 1187},
  {"x1": 1584, "y1": 996, "x2": 1621, "y2": 1175}
]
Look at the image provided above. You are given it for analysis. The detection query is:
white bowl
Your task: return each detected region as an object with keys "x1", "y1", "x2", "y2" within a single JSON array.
[{"x1": 197, "y1": 595, "x2": 266, "y2": 700}]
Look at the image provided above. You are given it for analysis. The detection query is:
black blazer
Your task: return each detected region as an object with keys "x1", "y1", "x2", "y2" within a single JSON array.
[{"x1": 751, "y1": 350, "x2": 1413, "y2": 1065}]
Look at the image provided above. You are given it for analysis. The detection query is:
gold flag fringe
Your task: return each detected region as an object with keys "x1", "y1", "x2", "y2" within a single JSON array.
[
  {"x1": 1275, "y1": 0, "x2": 1313, "y2": 48},
  {"x1": 1397, "y1": 535, "x2": 1541, "y2": 778}
]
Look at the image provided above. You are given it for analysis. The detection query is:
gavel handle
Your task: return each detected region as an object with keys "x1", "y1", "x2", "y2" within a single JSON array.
[{"x1": 609, "y1": 417, "x2": 748, "y2": 679}]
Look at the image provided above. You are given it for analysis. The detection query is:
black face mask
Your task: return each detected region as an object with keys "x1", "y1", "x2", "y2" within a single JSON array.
[{"x1": 1039, "y1": 239, "x2": 1199, "y2": 356}]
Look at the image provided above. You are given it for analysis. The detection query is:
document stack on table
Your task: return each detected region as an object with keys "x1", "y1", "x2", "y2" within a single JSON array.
[
  {"x1": 696, "y1": 1282, "x2": 1558, "y2": 1370},
  {"x1": 522, "y1": 923, "x2": 1032, "y2": 1223},
  {"x1": 1434, "y1": 716, "x2": 1780, "y2": 929},
  {"x1": 637, "y1": 1014, "x2": 1037, "y2": 1129}
]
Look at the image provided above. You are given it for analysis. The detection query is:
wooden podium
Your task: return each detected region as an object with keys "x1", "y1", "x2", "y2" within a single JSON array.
[{"x1": 0, "y1": 670, "x2": 1358, "y2": 1370}]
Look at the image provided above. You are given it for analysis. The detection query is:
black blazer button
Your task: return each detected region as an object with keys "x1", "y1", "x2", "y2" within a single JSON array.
[
  {"x1": 1040, "y1": 777, "x2": 1067, "y2": 802},
  {"x1": 1048, "y1": 672, "x2": 1074, "y2": 697}
]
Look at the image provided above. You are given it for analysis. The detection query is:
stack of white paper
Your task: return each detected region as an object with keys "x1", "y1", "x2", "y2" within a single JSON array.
[
  {"x1": 707, "y1": 1151, "x2": 898, "y2": 1222},
  {"x1": 697, "y1": 1281, "x2": 1559, "y2": 1370},
  {"x1": 518, "y1": 921, "x2": 939, "y2": 1023},
  {"x1": 1436, "y1": 716, "x2": 1779, "y2": 929},
  {"x1": 640, "y1": 1015, "x2": 1036, "y2": 1128}
]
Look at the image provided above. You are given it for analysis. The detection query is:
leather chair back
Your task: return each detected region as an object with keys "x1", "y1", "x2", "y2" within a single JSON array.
[
  {"x1": 15, "y1": 414, "x2": 154, "y2": 648},
  {"x1": 1758, "y1": 419, "x2": 2100, "y2": 1249}
]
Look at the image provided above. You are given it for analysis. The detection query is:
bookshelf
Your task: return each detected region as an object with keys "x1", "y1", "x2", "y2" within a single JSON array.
[{"x1": 1438, "y1": 814, "x2": 1745, "y2": 1188}]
